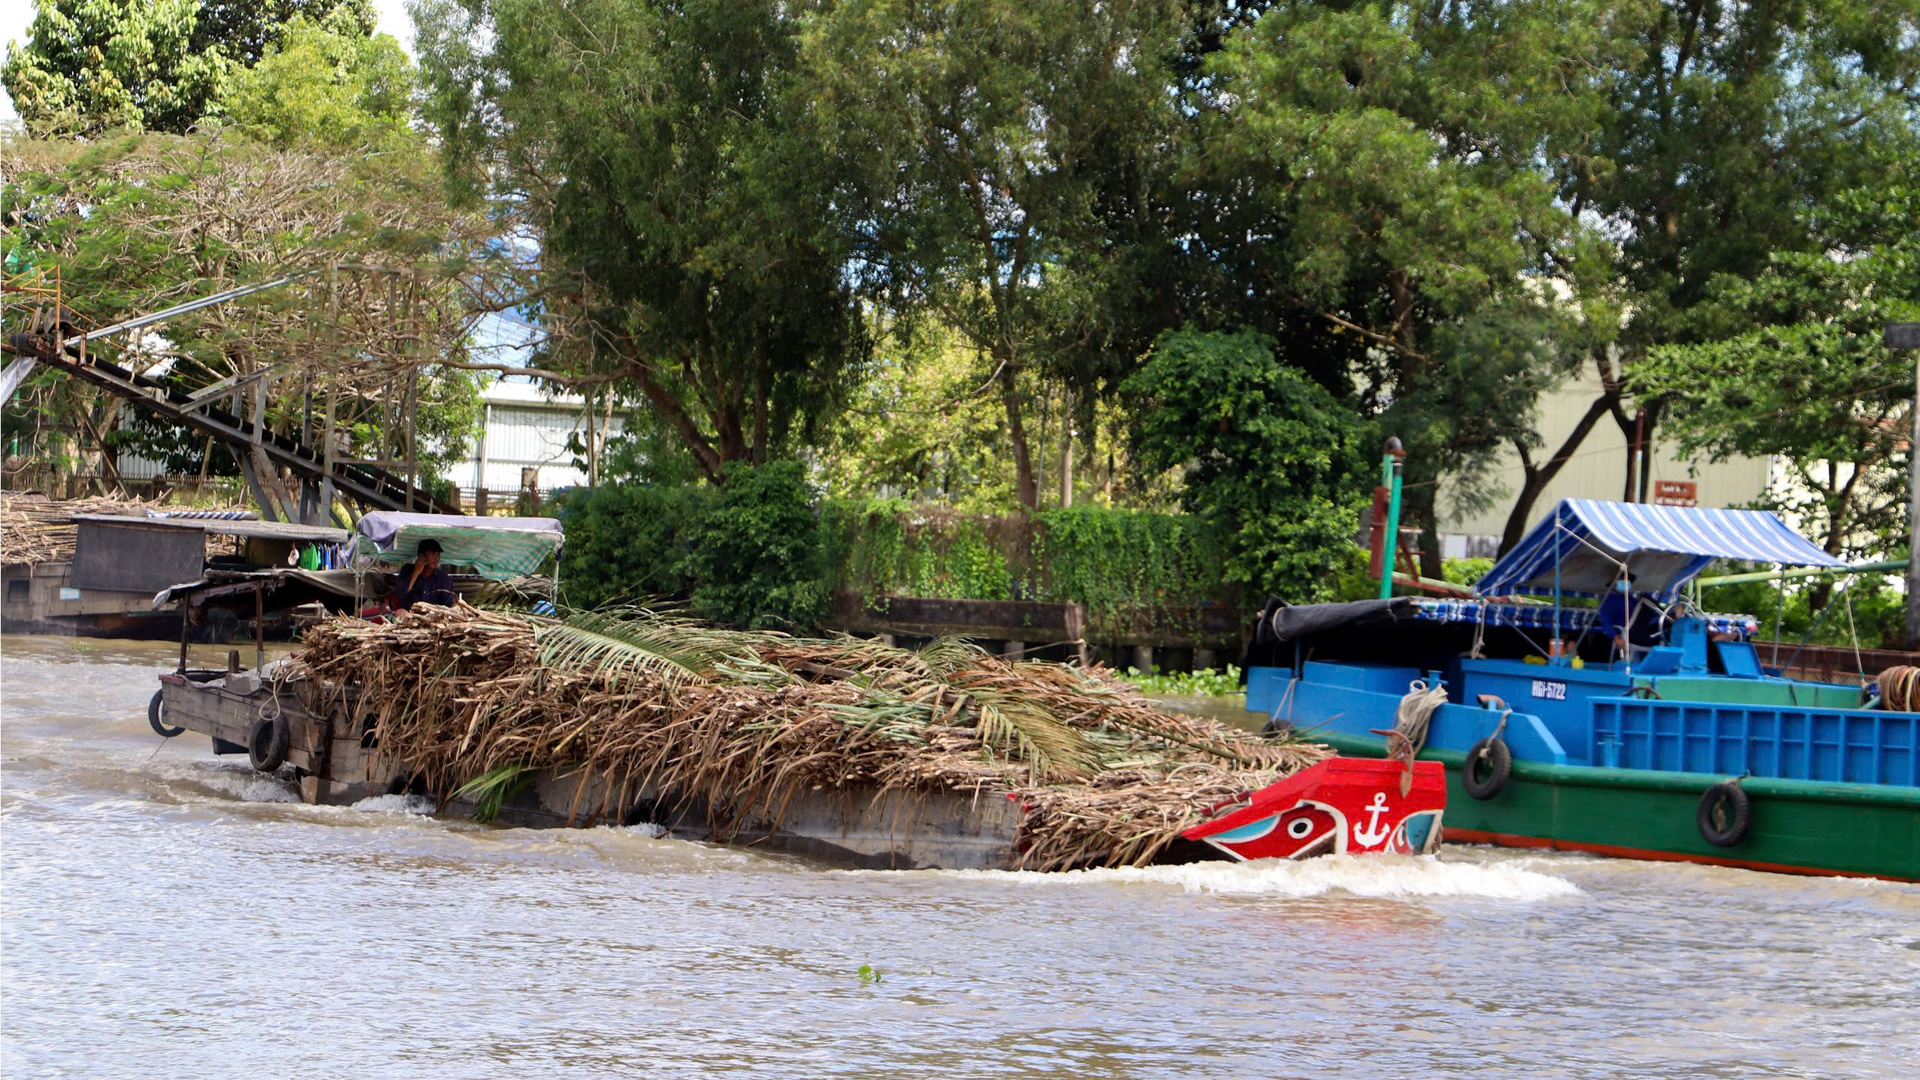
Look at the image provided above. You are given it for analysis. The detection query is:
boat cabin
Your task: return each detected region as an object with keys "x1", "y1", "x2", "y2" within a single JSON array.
[{"x1": 1250, "y1": 499, "x2": 1918, "y2": 788}]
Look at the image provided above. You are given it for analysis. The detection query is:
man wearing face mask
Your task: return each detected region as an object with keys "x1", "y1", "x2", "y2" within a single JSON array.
[{"x1": 1596, "y1": 571, "x2": 1657, "y2": 660}]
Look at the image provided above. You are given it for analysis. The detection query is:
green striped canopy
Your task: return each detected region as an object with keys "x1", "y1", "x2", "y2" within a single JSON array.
[{"x1": 354, "y1": 512, "x2": 563, "y2": 581}]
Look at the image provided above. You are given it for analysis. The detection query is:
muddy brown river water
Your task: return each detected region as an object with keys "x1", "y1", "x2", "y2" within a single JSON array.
[{"x1": 3, "y1": 635, "x2": 1917, "y2": 1078}]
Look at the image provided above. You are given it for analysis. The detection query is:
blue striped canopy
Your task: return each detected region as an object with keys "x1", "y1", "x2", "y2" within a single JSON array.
[{"x1": 1475, "y1": 499, "x2": 1844, "y2": 600}]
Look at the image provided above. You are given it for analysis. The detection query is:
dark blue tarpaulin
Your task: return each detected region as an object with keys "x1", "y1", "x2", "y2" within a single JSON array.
[{"x1": 1475, "y1": 499, "x2": 1843, "y2": 599}]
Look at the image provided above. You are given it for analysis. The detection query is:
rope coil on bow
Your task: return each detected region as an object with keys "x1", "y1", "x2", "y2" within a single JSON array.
[{"x1": 1372, "y1": 679, "x2": 1449, "y2": 796}]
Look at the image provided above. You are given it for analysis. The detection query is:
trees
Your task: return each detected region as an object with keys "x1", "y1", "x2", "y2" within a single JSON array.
[
  {"x1": 1632, "y1": 168, "x2": 1919, "y2": 565},
  {"x1": 415, "y1": 0, "x2": 869, "y2": 485},
  {"x1": 3, "y1": 130, "x2": 487, "y2": 493},
  {"x1": 1496, "y1": 0, "x2": 1920, "y2": 544},
  {"x1": 807, "y1": 0, "x2": 1189, "y2": 509},
  {"x1": 1, "y1": 0, "x2": 379, "y2": 135},
  {"x1": 219, "y1": 10, "x2": 415, "y2": 150},
  {"x1": 1124, "y1": 329, "x2": 1370, "y2": 602},
  {"x1": 1202, "y1": 0, "x2": 1613, "y2": 572},
  {"x1": 2, "y1": 0, "x2": 230, "y2": 134}
]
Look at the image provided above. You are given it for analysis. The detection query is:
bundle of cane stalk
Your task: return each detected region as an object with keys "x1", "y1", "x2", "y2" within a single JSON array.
[
  {"x1": 1, "y1": 492, "x2": 248, "y2": 564},
  {"x1": 293, "y1": 603, "x2": 1328, "y2": 870},
  {"x1": 1, "y1": 493, "x2": 154, "y2": 564}
]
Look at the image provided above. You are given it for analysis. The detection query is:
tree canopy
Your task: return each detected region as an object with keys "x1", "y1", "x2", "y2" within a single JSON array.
[
  {"x1": 8, "y1": 0, "x2": 1917, "y2": 611},
  {"x1": 1633, "y1": 161, "x2": 1920, "y2": 562},
  {"x1": 416, "y1": 0, "x2": 870, "y2": 484},
  {"x1": 1, "y1": 0, "x2": 379, "y2": 135}
]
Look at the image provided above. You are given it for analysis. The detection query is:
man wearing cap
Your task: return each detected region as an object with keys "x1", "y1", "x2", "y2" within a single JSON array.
[{"x1": 393, "y1": 538, "x2": 457, "y2": 610}]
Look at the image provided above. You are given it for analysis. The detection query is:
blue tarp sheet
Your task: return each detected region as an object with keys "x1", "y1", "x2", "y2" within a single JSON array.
[{"x1": 1476, "y1": 499, "x2": 1843, "y2": 600}]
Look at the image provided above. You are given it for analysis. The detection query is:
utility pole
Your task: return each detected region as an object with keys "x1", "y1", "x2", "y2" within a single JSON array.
[{"x1": 1887, "y1": 324, "x2": 1920, "y2": 649}]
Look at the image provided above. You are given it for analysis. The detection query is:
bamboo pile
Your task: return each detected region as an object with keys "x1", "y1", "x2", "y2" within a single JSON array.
[{"x1": 293, "y1": 604, "x2": 1329, "y2": 871}]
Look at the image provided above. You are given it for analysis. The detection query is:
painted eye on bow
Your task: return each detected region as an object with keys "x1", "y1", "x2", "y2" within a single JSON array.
[{"x1": 1286, "y1": 817, "x2": 1316, "y2": 839}]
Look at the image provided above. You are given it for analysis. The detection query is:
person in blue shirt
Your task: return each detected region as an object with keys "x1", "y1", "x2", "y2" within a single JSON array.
[
  {"x1": 1597, "y1": 572, "x2": 1658, "y2": 658},
  {"x1": 393, "y1": 539, "x2": 457, "y2": 610}
]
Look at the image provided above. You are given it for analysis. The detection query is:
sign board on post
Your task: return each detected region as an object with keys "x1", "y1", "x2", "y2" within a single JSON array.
[{"x1": 1652, "y1": 481, "x2": 1697, "y2": 507}]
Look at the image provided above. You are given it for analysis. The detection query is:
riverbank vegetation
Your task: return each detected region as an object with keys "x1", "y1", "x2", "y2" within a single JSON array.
[{"x1": 4, "y1": 1, "x2": 1914, "y2": 634}]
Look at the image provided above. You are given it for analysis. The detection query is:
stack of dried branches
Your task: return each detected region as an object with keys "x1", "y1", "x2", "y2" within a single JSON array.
[
  {"x1": 294, "y1": 604, "x2": 1329, "y2": 871},
  {"x1": 0, "y1": 493, "x2": 247, "y2": 565}
]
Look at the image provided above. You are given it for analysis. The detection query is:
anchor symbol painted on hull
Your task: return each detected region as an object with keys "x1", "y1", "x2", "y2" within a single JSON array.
[{"x1": 1351, "y1": 792, "x2": 1393, "y2": 848}]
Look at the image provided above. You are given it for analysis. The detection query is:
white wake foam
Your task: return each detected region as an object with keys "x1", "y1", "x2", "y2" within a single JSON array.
[
  {"x1": 189, "y1": 771, "x2": 300, "y2": 804},
  {"x1": 890, "y1": 854, "x2": 1580, "y2": 901},
  {"x1": 348, "y1": 794, "x2": 438, "y2": 815}
]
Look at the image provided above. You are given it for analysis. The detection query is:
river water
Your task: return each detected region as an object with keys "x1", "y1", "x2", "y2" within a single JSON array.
[{"x1": 3, "y1": 635, "x2": 1916, "y2": 1078}]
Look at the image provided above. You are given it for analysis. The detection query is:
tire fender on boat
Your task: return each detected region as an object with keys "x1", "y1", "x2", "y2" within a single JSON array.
[
  {"x1": 1696, "y1": 782, "x2": 1752, "y2": 847},
  {"x1": 1462, "y1": 736, "x2": 1512, "y2": 800},
  {"x1": 148, "y1": 690, "x2": 185, "y2": 738},
  {"x1": 248, "y1": 715, "x2": 290, "y2": 772}
]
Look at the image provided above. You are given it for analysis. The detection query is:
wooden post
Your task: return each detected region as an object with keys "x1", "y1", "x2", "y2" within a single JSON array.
[
  {"x1": 475, "y1": 488, "x2": 490, "y2": 515},
  {"x1": 178, "y1": 601, "x2": 192, "y2": 673},
  {"x1": 1884, "y1": 324, "x2": 1920, "y2": 648},
  {"x1": 320, "y1": 385, "x2": 337, "y2": 525},
  {"x1": 253, "y1": 582, "x2": 265, "y2": 672},
  {"x1": 403, "y1": 368, "x2": 418, "y2": 512}
]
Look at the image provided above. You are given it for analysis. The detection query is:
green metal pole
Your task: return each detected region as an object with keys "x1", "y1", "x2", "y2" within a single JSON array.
[
  {"x1": 1379, "y1": 438, "x2": 1405, "y2": 599},
  {"x1": 1694, "y1": 557, "x2": 1909, "y2": 588}
]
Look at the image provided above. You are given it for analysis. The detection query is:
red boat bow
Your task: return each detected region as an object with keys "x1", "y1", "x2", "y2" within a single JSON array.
[{"x1": 1183, "y1": 757, "x2": 1447, "y2": 861}]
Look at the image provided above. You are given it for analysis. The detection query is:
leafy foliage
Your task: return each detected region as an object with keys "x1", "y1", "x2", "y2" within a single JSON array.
[
  {"x1": 1701, "y1": 568, "x2": 1910, "y2": 650},
  {"x1": 683, "y1": 461, "x2": 830, "y2": 631},
  {"x1": 1201, "y1": 0, "x2": 1611, "y2": 564},
  {"x1": 827, "y1": 500, "x2": 1236, "y2": 630},
  {"x1": 2, "y1": 129, "x2": 485, "y2": 491},
  {"x1": 555, "y1": 484, "x2": 712, "y2": 611},
  {"x1": 219, "y1": 11, "x2": 415, "y2": 149},
  {"x1": 1124, "y1": 329, "x2": 1371, "y2": 603},
  {"x1": 1115, "y1": 665, "x2": 1243, "y2": 698},
  {"x1": 415, "y1": 0, "x2": 871, "y2": 483},
  {"x1": 1, "y1": 0, "x2": 380, "y2": 136},
  {"x1": 806, "y1": 0, "x2": 1189, "y2": 508},
  {"x1": 2, "y1": 0, "x2": 232, "y2": 134},
  {"x1": 1633, "y1": 165, "x2": 1919, "y2": 561}
]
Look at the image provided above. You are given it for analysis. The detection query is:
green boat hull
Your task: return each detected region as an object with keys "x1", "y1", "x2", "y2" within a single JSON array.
[{"x1": 1316, "y1": 731, "x2": 1920, "y2": 881}]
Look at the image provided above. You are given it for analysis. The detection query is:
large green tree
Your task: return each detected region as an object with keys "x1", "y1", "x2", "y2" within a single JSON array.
[
  {"x1": 806, "y1": 0, "x2": 1190, "y2": 509},
  {"x1": 1507, "y1": 0, "x2": 1920, "y2": 543},
  {"x1": 219, "y1": 9, "x2": 414, "y2": 150},
  {"x1": 1124, "y1": 328, "x2": 1370, "y2": 602},
  {"x1": 415, "y1": 0, "x2": 869, "y2": 484},
  {"x1": 1, "y1": 0, "x2": 377, "y2": 135},
  {"x1": 1632, "y1": 164, "x2": 1919, "y2": 566},
  {"x1": 1202, "y1": 0, "x2": 1614, "y2": 572}
]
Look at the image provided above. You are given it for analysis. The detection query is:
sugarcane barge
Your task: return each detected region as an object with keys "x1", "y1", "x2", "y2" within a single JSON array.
[{"x1": 145, "y1": 513, "x2": 1445, "y2": 872}]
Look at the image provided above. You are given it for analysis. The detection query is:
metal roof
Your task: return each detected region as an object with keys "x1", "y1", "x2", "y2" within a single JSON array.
[
  {"x1": 70, "y1": 514, "x2": 352, "y2": 544},
  {"x1": 1476, "y1": 499, "x2": 1844, "y2": 600}
]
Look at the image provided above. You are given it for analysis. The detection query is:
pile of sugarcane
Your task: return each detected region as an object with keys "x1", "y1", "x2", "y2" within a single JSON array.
[
  {"x1": 1, "y1": 493, "x2": 152, "y2": 564},
  {"x1": 292, "y1": 603, "x2": 1328, "y2": 871},
  {"x1": 0, "y1": 492, "x2": 244, "y2": 564}
]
